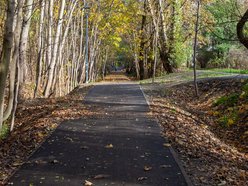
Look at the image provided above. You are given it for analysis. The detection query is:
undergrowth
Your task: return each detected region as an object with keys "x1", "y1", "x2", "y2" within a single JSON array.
[
  {"x1": 0, "y1": 123, "x2": 9, "y2": 140},
  {"x1": 213, "y1": 81, "x2": 248, "y2": 128}
]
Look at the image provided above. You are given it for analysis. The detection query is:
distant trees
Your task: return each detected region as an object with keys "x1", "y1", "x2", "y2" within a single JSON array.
[{"x1": 0, "y1": 0, "x2": 142, "y2": 133}]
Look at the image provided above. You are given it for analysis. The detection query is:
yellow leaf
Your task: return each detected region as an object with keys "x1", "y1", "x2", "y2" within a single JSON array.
[
  {"x1": 105, "y1": 144, "x2": 113, "y2": 148},
  {"x1": 227, "y1": 119, "x2": 234, "y2": 126},
  {"x1": 163, "y1": 143, "x2": 171, "y2": 147},
  {"x1": 213, "y1": 111, "x2": 220, "y2": 116},
  {"x1": 144, "y1": 166, "x2": 152, "y2": 171}
]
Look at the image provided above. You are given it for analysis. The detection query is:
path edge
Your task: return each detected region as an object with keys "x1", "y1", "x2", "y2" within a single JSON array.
[
  {"x1": 4, "y1": 85, "x2": 94, "y2": 185},
  {"x1": 139, "y1": 84, "x2": 193, "y2": 186}
]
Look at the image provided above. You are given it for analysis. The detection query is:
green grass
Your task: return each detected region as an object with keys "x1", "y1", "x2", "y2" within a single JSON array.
[
  {"x1": 0, "y1": 123, "x2": 9, "y2": 140},
  {"x1": 139, "y1": 69, "x2": 238, "y2": 85},
  {"x1": 209, "y1": 68, "x2": 248, "y2": 74},
  {"x1": 213, "y1": 93, "x2": 239, "y2": 107}
]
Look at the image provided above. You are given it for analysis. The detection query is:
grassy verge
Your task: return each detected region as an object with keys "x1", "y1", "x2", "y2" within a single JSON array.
[
  {"x1": 139, "y1": 70, "x2": 239, "y2": 85},
  {"x1": 205, "y1": 68, "x2": 248, "y2": 74}
]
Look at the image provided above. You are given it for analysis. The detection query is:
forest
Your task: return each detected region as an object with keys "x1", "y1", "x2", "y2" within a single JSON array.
[
  {"x1": 0, "y1": 0, "x2": 248, "y2": 185},
  {"x1": 0, "y1": 0, "x2": 247, "y2": 131}
]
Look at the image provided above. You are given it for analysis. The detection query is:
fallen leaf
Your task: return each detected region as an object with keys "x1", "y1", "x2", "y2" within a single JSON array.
[
  {"x1": 12, "y1": 162, "x2": 22, "y2": 167},
  {"x1": 138, "y1": 177, "x2": 148, "y2": 181},
  {"x1": 81, "y1": 146, "x2": 89, "y2": 150},
  {"x1": 163, "y1": 143, "x2": 171, "y2": 147},
  {"x1": 160, "y1": 165, "x2": 172, "y2": 168},
  {"x1": 50, "y1": 160, "x2": 59, "y2": 164},
  {"x1": 94, "y1": 174, "x2": 110, "y2": 179},
  {"x1": 84, "y1": 180, "x2": 93, "y2": 186},
  {"x1": 35, "y1": 160, "x2": 47, "y2": 164},
  {"x1": 218, "y1": 180, "x2": 227, "y2": 186},
  {"x1": 105, "y1": 144, "x2": 113, "y2": 148},
  {"x1": 144, "y1": 166, "x2": 152, "y2": 171}
]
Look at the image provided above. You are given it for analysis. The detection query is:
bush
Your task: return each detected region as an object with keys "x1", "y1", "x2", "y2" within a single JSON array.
[
  {"x1": 226, "y1": 48, "x2": 248, "y2": 69},
  {"x1": 208, "y1": 57, "x2": 226, "y2": 68},
  {"x1": 218, "y1": 111, "x2": 238, "y2": 127}
]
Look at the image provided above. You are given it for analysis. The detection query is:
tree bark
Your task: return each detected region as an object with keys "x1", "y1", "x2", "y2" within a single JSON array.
[
  {"x1": 158, "y1": 0, "x2": 173, "y2": 73},
  {"x1": 34, "y1": 0, "x2": 45, "y2": 98},
  {"x1": 0, "y1": 0, "x2": 15, "y2": 130},
  {"x1": 152, "y1": 21, "x2": 159, "y2": 83},
  {"x1": 139, "y1": 0, "x2": 147, "y2": 80},
  {"x1": 192, "y1": 0, "x2": 200, "y2": 97},
  {"x1": 19, "y1": 0, "x2": 34, "y2": 85},
  {"x1": 3, "y1": 0, "x2": 24, "y2": 121},
  {"x1": 44, "y1": 0, "x2": 66, "y2": 97},
  {"x1": 237, "y1": 9, "x2": 248, "y2": 49}
]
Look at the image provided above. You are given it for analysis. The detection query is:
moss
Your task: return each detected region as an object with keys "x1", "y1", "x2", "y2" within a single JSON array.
[{"x1": 0, "y1": 123, "x2": 10, "y2": 140}]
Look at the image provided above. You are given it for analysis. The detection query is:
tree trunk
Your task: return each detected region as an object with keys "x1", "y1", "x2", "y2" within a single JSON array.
[
  {"x1": 139, "y1": 0, "x2": 147, "y2": 80},
  {"x1": 102, "y1": 47, "x2": 109, "y2": 80},
  {"x1": 3, "y1": 0, "x2": 24, "y2": 121},
  {"x1": 157, "y1": 0, "x2": 174, "y2": 73},
  {"x1": 19, "y1": 0, "x2": 34, "y2": 85},
  {"x1": 44, "y1": 0, "x2": 66, "y2": 97},
  {"x1": 0, "y1": 0, "x2": 15, "y2": 130},
  {"x1": 192, "y1": 0, "x2": 200, "y2": 97},
  {"x1": 34, "y1": 0, "x2": 45, "y2": 98},
  {"x1": 152, "y1": 23, "x2": 159, "y2": 83},
  {"x1": 237, "y1": 9, "x2": 248, "y2": 49}
]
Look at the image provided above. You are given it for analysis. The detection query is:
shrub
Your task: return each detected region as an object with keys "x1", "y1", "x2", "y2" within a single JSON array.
[{"x1": 218, "y1": 109, "x2": 238, "y2": 127}]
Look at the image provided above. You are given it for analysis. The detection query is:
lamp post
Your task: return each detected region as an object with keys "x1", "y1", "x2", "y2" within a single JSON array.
[{"x1": 84, "y1": 3, "x2": 90, "y2": 83}]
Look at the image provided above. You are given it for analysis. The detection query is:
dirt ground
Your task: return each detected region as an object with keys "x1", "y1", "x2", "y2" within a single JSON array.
[{"x1": 142, "y1": 77, "x2": 248, "y2": 186}]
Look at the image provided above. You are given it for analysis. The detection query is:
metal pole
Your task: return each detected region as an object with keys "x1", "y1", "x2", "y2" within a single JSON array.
[{"x1": 85, "y1": 10, "x2": 89, "y2": 83}]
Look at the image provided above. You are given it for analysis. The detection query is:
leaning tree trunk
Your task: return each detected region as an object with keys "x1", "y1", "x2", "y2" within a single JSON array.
[
  {"x1": 0, "y1": 0, "x2": 16, "y2": 130},
  {"x1": 237, "y1": 9, "x2": 248, "y2": 49}
]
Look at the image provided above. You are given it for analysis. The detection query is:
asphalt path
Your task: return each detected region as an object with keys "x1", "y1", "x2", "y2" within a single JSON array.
[{"x1": 8, "y1": 83, "x2": 188, "y2": 186}]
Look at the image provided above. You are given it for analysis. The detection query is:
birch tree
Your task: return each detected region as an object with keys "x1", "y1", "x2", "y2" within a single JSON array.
[
  {"x1": 0, "y1": 0, "x2": 15, "y2": 130},
  {"x1": 44, "y1": 0, "x2": 66, "y2": 97},
  {"x1": 19, "y1": 0, "x2": 34, "y2": 85}
]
